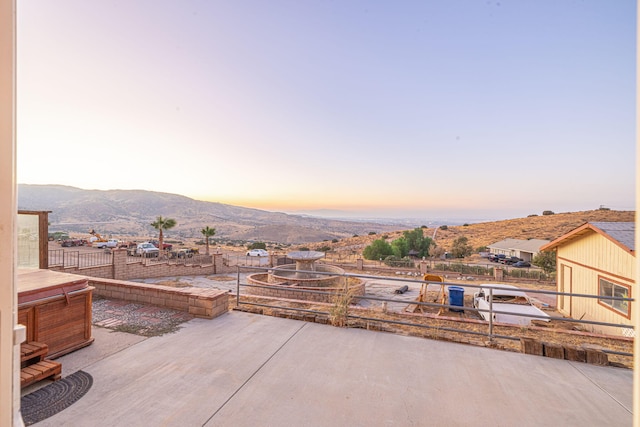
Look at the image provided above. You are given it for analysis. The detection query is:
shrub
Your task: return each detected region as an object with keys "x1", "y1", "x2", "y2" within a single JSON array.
[
  {"x1": 439, "y1": 225, "x2": 448, "y2": 230},
  {"x1": 383, "y1": 255, "x2": 414, "y2": 268},
  {"x1": 331, "y1": 239, "x2": 339, "y2": 243},
  {"x1": 542, "y1": 210, "x2": 555, "y2": 216},
  {"x1": 450, "y1": 237, "x2": 473, "y2": 258},
  {"x1": 533, "y1": 250, "x2": 556, "y2": 273},
  {"x1": 368, "y1": 231, "x2": 377, "y2": 235},
  {"x1": 363, "y1": 239, "x2": 393, "y2": 260}
]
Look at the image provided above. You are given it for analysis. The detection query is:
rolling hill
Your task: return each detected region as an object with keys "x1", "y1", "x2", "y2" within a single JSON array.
[
  {"x1": 18, "y1": 184, "x2": 402, "y2": 244},
  {"x1": 300, "y1": 209, "x2": 635, "y2": 255}
]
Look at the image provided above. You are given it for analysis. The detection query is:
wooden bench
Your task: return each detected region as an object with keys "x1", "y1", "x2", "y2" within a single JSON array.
[{"x1": 20, "y1": 341, "x2": 62, "y2": 388}]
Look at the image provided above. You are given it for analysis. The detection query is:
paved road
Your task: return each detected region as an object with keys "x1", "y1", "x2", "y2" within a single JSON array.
[{"x1": 37, "y1": 311, "x2": 633, "y2": 427}]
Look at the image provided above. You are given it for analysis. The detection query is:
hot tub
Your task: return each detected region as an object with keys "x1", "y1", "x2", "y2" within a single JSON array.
[{"x1": 18, "y1": 269, "x2": 94, "y2": 358}]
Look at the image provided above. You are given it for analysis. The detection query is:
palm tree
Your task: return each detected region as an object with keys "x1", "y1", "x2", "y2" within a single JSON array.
[
  {"x1": 150, "y1": 216, "x2": 177, "y2": 254},
  {"x1": 201, "y1": 226, "x2": 216, "y2": 255}
]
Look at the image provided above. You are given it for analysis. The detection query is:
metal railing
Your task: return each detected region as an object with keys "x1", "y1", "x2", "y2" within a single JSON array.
[
  {"x1": 234, "y1": 266, "x2": 634, "y2": 357},
  {"x1": 48, "y1": 250, "x2": 113, "y2": 268}
]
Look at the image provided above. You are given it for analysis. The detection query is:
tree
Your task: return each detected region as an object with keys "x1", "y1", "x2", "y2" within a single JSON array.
[
  {"x1": 365, "y1": 228, "x2": 434, "y2": 260},
  {"x1": 450, "y1": 236, "x2": 473, "y2": 258},
  {"x1": 391, "y1": 237, "x2": 409, "y2": 258},
  {"x1": 150, "y1": 216, "x2": 177, "y2": 254},
  {"x1": 200, "y1": 226, "x2": 216, "y2": 255},
  {"x1": 362, "y1": 239, "x2": 393, "y2": 260},
  {"x1": 533, "y1": 250, "x2": 556, "y2": 273},
  {"x1": 401, "y1": 228, "x2": 434, "y2": 258}
]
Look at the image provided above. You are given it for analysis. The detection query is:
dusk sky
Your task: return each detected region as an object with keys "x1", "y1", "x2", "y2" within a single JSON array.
[{"x1": 16, "y1": 1, "x2": 635, "y2": 221}]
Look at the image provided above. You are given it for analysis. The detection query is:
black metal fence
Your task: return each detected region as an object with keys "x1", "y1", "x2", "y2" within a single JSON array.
[{"x1": 48, "y1": 250, "x2": 112, "y2": 268}]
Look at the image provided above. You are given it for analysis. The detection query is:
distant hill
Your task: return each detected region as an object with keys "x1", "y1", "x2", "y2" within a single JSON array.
[
  {"x1": 301, "y1": 209, "x2": 635, "y2": 255},
  {"x1": 17, "y1": 184, "x2": 402, "y2": 244}
]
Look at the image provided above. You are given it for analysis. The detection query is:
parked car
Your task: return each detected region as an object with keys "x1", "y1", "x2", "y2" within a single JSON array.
[
  {"x1": 60, "y1": 238, "x2": 86, "y2": 247},
  {"x1": 489, "y1": 254, "x2": 506, "y2": 262},
  {"x1": 246, "y1": 249, "x2": 268, "y2": 257},
  {"x1": 135, "y1": 242, "x2": 160, "y2": 258},
  {"x1": 500, "y1": 256, "x2": 522, "y2": 265},
  {"x1": 472, "y1": 284, "x2": 550, "y2": 326},
  {"x1": 513, "y1": 261, "x2": 531, "y2": 268},
  {"x1": 175, "y1": 248, "x2": 198, "y2": 258}
]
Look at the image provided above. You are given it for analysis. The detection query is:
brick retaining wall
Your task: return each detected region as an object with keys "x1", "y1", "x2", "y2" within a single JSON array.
[
  {"x1": 49, "y1": 249, "x2": 237, "y2": 280},
  {"x1": 89, "y1": 277, "x2": 229, "y2": 319}
]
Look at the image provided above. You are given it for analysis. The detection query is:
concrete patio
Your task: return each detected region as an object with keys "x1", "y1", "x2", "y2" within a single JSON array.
[{"x1": 31, "y1": 311, "x2": 633, "y2": 426}]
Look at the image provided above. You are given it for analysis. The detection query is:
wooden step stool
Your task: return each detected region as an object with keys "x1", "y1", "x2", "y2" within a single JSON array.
[{"x1": 20, "y1": 341, "x2": 62, "y2": 388}]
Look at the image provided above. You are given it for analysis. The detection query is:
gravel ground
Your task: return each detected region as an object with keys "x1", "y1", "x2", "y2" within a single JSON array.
[{"x1": 92, "y1": 296, "x2": 194, "y2": 337}]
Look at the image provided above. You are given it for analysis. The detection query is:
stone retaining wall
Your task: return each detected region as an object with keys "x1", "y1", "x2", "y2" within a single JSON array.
[
  {"x1": 89, "y1": 277, "x2": 229, "y2": 319},
  {"x1": 246, "y1": 273, "x2": 365, "y2": 303}
]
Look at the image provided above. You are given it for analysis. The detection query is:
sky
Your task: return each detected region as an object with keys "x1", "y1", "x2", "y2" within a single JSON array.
[{"x1": 16, "y1": 1, "x2": 636, "y2": 221}]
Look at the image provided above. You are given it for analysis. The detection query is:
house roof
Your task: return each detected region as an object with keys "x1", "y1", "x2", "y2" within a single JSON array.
[
  {"x1": 540, "y1": 222, "x2": 635, "y2": 254},
  {"x1": 487, "y1": 238, "x2": 551, "y2": 253}
]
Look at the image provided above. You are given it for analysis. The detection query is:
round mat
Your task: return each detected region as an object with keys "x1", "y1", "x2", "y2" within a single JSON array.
[{"x1": 21, "y1": 370, "x2": 93, "y2": 425}]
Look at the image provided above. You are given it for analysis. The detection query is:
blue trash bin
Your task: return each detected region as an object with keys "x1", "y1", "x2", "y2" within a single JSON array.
[{"x1": 448, "y1": 286, "x2": 464, "y2": 312}]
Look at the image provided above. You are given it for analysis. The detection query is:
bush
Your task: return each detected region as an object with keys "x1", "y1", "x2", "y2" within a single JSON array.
[
  {"x1": 368, "y1": 231, "x2": 377, "y2": 235},
  {"x1": 383, "y1": 255, "x2": 414, "y2": 268},
  {"x1": 363, "y1": 239, "x2": 393, "y2": 260},
  {"x1": 439, "y1": 225, "x2": 448, "y2": 230},
  {"x1": 542, "y1": 210, "x2": 555, "y2": 216},
  {"x1": 331, "y1": 239, "x2": 339, "y2": 243},
  {"x1": 533, "y1": 251, "x2": 556, "y2": 273},
  {"x1": 450, "y1": 237, "x2": 473, "y2": 258},
  {"x1": 316, "y1": 245, "x2": 331, "y2": 252},
  {"x1": 247, "y1": 242, "x2": 267, "y2": 250}
]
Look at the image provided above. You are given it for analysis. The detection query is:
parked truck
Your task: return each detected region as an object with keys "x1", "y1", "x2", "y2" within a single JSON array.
[
  {"x1": 129, "y1": 242, "x2": 160, "y2": 258},
  {"x1": 93, "y1": 239, "x2": 119, "y2": 249}
]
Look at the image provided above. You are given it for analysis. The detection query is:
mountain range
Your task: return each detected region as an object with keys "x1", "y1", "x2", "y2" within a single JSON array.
[{"x1": 17, "y1": 184, "x2": 405, "y2": 244}]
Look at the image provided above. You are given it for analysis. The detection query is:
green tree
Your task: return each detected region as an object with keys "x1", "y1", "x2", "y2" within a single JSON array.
[
  {"x1": 450, "y1": 236, "x2": 473, "y2": 258},
  {"x1": 150, "y1": 216, "x2": 177, "y2": 254},
  {"x1": 533, "y1": 250, "x2": 556, "y2": 273},
  {"x1": 401, "y1": 228, "x2": 434, "y2": 258},
  {"x1": 362, "y1": 239, "x2": 393, "y2": 260},
  {"x1": 391, "y1": 237, "x2": 409, "y2": 258},
  {"x1": 200, "y1": 226, "x2": 216, "y2": 255}
]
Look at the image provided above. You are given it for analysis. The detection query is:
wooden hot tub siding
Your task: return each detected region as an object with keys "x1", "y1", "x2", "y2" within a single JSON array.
[{"x1": 18, "y1": 271, "x2": 94, "y2": 359}]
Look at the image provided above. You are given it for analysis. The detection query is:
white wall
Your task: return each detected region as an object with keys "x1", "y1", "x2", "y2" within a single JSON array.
[{"x1": 0, "y1": 0, "x2": 20, "y2": 425}]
